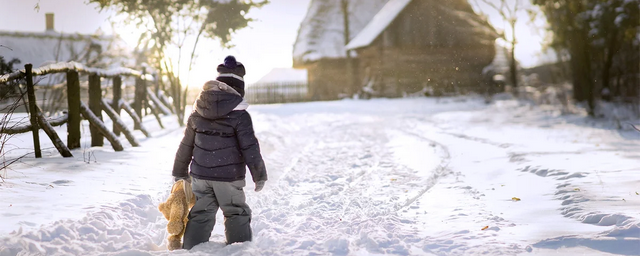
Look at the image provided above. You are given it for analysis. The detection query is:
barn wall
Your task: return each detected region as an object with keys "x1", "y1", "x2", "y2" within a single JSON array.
[
  {"x1": 355, "y1": 0, "x2": 497, "y2": 97},
  {"x1": 305, "y1": 59, "x2": 359, "y2": 100}
]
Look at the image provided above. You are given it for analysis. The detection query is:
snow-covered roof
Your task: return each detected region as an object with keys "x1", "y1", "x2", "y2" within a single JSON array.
[
  {"x1": 292, "y1": 0, "x2": 389, "y2": 65},
  {"x1": 447, "y1": 8, "x2": 499, "y2": 45},
  {"x1": 346, "y1": 0, "x2": 497, "y2": 50},
  {"x1": 253, "y1": 68, "x2": 308, "y2": 85},
  {"x1": 345, "y1": 0, "x2": 411, "y2": 50},
  {"x1": 0, "y1": 30, "x2": 131, "y2": 71}
]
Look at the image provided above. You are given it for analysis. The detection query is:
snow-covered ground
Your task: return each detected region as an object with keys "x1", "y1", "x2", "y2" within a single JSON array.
[{"x1": 1, "y1": 96, "x2": 639, "y2": 256}]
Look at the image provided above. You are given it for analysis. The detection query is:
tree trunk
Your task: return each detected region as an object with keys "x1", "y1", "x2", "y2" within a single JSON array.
[
  {"x1": 509, "y1": 21, "x2": 518, "y2": 89},
  {"x1": 601, "y1": 29, "x2": 618, "y2": 100},
  {"x1": 569, "y1": 28, "x2": 595, "y2": 116}
]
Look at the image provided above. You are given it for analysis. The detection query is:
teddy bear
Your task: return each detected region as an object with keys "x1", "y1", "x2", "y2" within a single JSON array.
[{"x1": 158, "y1": 179, "x2": 196, "y2": 250}]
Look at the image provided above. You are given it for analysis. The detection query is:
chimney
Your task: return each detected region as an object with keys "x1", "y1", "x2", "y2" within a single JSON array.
[{"x1": 45, "y1": 13, "x2": 54, "y2": 31}]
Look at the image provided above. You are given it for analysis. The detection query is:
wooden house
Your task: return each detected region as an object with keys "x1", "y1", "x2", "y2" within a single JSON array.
[
  {"x1": 346, "y1": 0, "x2": 498, "y2": 97},
  {"x1": 293, "y1": 0, "x2": 499, "y2": 99},
  {"x1": 292, "y1": 0, "x2": 389, "y2": 100},
  {"x1": 0, "y1": 14, "x2": 131, "y2": 72},
  {"x1": 0, "y1": 13, "x2": 132, "y2": 112}
]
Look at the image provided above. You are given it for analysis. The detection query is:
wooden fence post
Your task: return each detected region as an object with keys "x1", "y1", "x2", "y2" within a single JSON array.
[
  {"x1": 89, "y1": 74, "x2": 103, "y2": 147},
  {"x1": 112, "y1": 76, "x2": 122, "y2": 136},
  {"x1": 134, "y1": 77, "x2": 140, "y2": 130},
  {"x1": 154, "y1": 73, "x2": 160, "y2": 95},
  {"x1": 141, "y1": 68, "x2": 148, "y2": 116},
  {"x1": 67, "y1": 70, "x2": 81, "y2": 149},
  {"x1": 133, "y1": 68, "x2": 147, "y2": 129},
  {"x1": 25, "y1": 64, "x2": 42, "y2": 158}
]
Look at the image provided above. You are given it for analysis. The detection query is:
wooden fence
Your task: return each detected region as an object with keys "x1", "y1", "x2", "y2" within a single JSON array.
[
  {"x1": 0, "y1": 61, "x2": 175, "y2": 158},
  {"x1": 246, "y1": 82, "x2": 309, "y2": 104}
]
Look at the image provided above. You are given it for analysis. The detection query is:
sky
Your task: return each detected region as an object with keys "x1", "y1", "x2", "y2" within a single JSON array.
[
  {"x1": 0, "y1": 0, "x2": 549, "y2": 85},
  {"x1": 470, "y1": 0, "x2": 555, "y2": 68}
]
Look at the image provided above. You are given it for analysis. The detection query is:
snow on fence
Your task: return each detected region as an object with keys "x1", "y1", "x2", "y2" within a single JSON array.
[
  {"x1": 0, "y1": 62, "x2": 176, "y2": 158},
  {"x1": 0, "y1": 62, "x2": 153, "y2": 83},
  {"x1": 246, "y1": 82, "x2": 309, "y2": 104}
]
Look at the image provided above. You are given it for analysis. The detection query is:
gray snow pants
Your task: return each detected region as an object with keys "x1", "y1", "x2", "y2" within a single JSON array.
[{"x1": 182, "y1": 178, "x2": 252, "y2": 249}]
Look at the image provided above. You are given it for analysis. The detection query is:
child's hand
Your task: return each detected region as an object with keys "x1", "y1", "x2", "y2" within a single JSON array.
[{"x1": 255, "y1": 180, "x2": 265, "y2": 192}]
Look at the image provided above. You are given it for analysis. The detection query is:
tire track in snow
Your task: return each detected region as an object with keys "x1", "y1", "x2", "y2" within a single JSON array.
[
  {"x1": 398, "y1": 123, "x2": 533, "y2": 255},
  {"x1": 393, "y1": 128, "x2": 451, "y2": 212},
  {"x1": 276, "y1": 138, "x2": 317, "y2": 187},
  {"x1": 439, "y1": 131, "x2": 511, "y2": 148},
  {"x1": 336, "y1": 127, "x2": 384, "y2": 221}
]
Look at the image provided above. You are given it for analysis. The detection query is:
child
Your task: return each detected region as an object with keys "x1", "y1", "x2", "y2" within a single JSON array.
[{"x1": 171, "y1": 55, "x2": 268, "y2": 249}]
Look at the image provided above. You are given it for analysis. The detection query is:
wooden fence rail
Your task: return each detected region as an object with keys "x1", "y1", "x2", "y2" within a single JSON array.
[
  {"x1": 0, "y1": 62, "x2": 153, "y2": 83},
  {"x1": 117, "y1": 99, "x2": 151, "y2": 138},
  {"x1": 80, "y1": 101, "x2": 123, "y2": 152},
  {"x1": 0, "y1": 114, "x2": 68, "y2": 134},
  {"x1": 0, "y1": 61, "x2": 175, "y2": 158},
  {"x1": 101, "y1": 99, "x2": 140, "y2": 147}
]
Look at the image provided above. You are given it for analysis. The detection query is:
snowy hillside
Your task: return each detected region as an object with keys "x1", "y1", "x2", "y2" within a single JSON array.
[
  {"x1": 292, "y1": 0, "x2": 388, "y2": 65},
  {"x1": 1, "y1": 96, "x2": 640, "y2": 255}
]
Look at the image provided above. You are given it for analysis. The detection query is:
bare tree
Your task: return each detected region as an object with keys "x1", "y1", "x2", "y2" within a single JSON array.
[
  {"x1": 0, "y1": 57, "x2": 29, "y2": 181},
  {"x1": 0, "y1": 92, "x2": 31, "y2": 182},
  {"x1": 474, "y1": 0, "x2": 525, "y2": 89},
  {"x1": 92, "y1": 0, "x2": 268, "y2": 126}
]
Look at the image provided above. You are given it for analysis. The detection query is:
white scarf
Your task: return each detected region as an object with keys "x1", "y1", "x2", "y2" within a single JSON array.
[{"x1": 234, "y1": 100, "x2": 249, "y2": 111}]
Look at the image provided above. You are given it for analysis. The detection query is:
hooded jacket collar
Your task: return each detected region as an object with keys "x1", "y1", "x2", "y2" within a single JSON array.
[{"x1": 193, "y1": 80, "x2": 248, "y2": 119}]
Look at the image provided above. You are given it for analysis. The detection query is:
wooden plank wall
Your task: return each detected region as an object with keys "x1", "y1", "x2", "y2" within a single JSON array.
[{"x1": 354, "y1": 0, "x2": 497, "y2": 97}]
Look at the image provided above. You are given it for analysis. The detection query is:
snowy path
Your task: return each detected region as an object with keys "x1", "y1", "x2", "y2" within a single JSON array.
[
  {"x1": 1, "y1": 97, "x2": 639, "y2": 256},
  {"x1": 244, "y1": 107, "x2": 450, "y2": 255}
]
